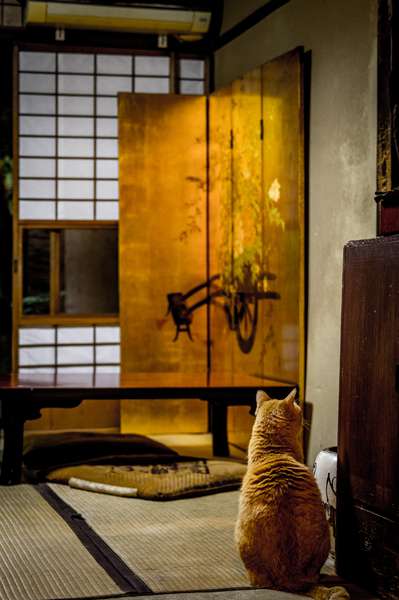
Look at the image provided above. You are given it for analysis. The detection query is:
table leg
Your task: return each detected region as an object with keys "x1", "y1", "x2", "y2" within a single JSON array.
[
  {"x1": 209, "y1": 401, "x2": 229, "y2": 457},
  {"x1": 0, "y1": 401, "x2": 25, "y2": 485}
]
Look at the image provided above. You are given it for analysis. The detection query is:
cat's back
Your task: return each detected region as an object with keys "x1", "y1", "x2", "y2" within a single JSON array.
[{"x1": 240, "y1": 452, "x2": 321, "y2": 505}]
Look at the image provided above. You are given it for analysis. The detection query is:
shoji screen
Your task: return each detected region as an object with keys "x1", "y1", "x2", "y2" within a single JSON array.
[{"x1": 15, "y1": 49, "x2": 206, "y2": 375}]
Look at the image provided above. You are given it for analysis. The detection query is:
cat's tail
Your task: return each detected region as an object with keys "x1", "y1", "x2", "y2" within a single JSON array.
[{"x1": 307, "y1": 584, "x2": 350, "y2": 600}]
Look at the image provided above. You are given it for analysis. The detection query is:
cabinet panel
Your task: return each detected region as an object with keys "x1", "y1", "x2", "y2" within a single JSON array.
[{"x1": 337, "y1": 235, "x2": 399, "y2": 596}]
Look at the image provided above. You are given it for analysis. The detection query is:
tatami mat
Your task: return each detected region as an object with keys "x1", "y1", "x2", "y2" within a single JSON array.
[
  {"x1": 49, "y1": 485, "x2": 250, "y2": 593},
  {"x1": 0, "y1": 485, "x2": 121, "y2": 600}
]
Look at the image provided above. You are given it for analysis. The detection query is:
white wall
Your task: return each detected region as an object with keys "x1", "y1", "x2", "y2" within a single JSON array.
[{"x1": 216, "y1": 0, "x2": 377, "y2": 464}]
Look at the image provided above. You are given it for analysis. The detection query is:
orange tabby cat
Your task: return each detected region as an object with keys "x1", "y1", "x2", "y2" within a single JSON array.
[{"x1": 235, "y1": 389, "x2": 349, "y2": 600}]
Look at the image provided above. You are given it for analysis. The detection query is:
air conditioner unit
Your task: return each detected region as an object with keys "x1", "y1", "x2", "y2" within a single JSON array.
[{"x1": 24, "y1": 0, "x2": 214, "y2": 37}]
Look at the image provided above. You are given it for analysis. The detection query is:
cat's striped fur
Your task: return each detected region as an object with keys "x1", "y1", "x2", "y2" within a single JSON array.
[{"x1": 235, "y1": 389, "x2": 349, "y2": 600}]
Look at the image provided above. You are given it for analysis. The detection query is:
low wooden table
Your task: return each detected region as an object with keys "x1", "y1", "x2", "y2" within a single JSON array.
[{"x1": 0, "y1": 371, "x2": 296, "y2": 485}]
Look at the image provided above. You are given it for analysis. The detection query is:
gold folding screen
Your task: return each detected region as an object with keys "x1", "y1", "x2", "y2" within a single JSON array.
[
  {"x1": 119, "y1": 48, "x2": 304, "y2": 436},
  {"x1": 119, "y1": 94, "x2": 208, "y2": 433}
]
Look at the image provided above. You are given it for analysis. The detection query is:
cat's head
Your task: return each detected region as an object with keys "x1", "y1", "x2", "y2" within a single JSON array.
[
  {"x1": 248, "y1": 388, "x2": 303, "y2": 462},
  {"x1": 254, "y1": 388, "x2": 302, "y2": 436}
]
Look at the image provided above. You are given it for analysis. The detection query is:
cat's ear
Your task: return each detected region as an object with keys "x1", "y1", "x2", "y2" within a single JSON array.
[
  {"x1": 285, "y1": 388, "x2": 297, "y2": 405},
  {"x1": 256, "y1": 390, "x2": 271, "y2": 414},
  {"x1": 255, "y1": 390, "x2": 270, "y2": 415}
]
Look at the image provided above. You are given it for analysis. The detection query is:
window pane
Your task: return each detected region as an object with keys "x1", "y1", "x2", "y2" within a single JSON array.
[
  {"x1": 20, "y1": 158, "x2": 55, "y2": 178},
  {"x1": 179, "y1": 59, "x2": 204, "y2": 79},
  {"x1": 96, "y1": 344, "x2": 120, "y2": 364},
  {"x1": 96, "y1": 96, "x2": 117, "y2": 116},
  {"x1": 19, "y1": 115, "x2": 56, "y2": 136},
  {"x1": 135, "y1": 56, "x2": 169, "y2": 76},
  {"x1": 19, "y1": 347, "x2": 55, "y2": 366},
  {"x1": 58, "y1": 116, "x2": 94, "y2": 136},
  {"x1": 19, "y1": 73, "x2": 56, "y2": 94},
  {"x1": 96, "y1": 180, "x2": 118, "y2": 200},
  {"x1": 4, "y1": 5, "x2": 22, "y2": 26},
  {"x1": 96, "y1": 365, "x2": 120, "y2": 374},
  {"x1": 58, "y1": 201, "x2": 93, "y2": 219},
  {"x1": 58, "y1": 180, "x2": 94, "y2": 199},
  {"x1": 19, "y1": 201, "x2": 56, "y2": 220},
  {"x1": 58, "y1": 95, "x2": 94, "y2": 116},
  {"x1": 22, "y1": 229, "x2": 50, "y2": 315},
  {"x1": 60, "y1": 228, "x2": 119, "y2": 314},
  {"x1": 19, "y1": 327, "x2": 55, "y2": 345},
  {"x1": 97, "y1": 54, "x2": 132, "y2": 75},
  {"x1": 58, "y1": 74, "x2": 94, "y2": 94},
  {"x1": 96, "y1": 75, "x2": 132, "y2": 95},
  {"x1": 58, "y1": 159, "x2": 93, "y2": 179},
  {"x1": 58, "y1": 138, "x2": 94, "y2": 157},
  {"x1": 135, "y1": 77, "x2": 169, "y2": 94},
  {"x1": 96, "y1": 201, "x2": 119, "y2": 220},
  {"x1": 20, "y1": 52, "x2": 56, "y2": 72},
  {"x1": 58, "y1": 53, "x2": 94, "y2": 73},
  {"x1": 96, "y1": 118, "x2": 117, "y2": 137},
  {"x1": 57, "y1": 366, "x2": 94, "y2": 374},
  {"x1": 95, "y1": 326, "x2": 120, "y2": 343},
  {"x1": 57, "y1": 345, "x2": 94, "y2": 365},
  {"x1": 96, "y1": 139, "x2": 118, "y2": 158},
  {"x1": 20, "y1": 137, "x2": 56, "y2": 157},
  {"x1": 20, "y1": 94, "x2": 56, "y2": 115},
  {"x1": 58, "y1": 327, "x2": 94, "y2": 343},
  {"x1": 20, "y1": 179, "x2": 55, "y2": 199},
  {"x1": 179, "y1": 80, "x2": 204, "y2": 95},
  {"x1": 96, "y1": 159, "x2": 118, "y2": 179}
]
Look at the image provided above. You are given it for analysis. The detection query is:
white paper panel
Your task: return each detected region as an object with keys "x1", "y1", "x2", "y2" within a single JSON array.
[
  {"x1": 19, "y1": 115, "x2": 56, "y2": 136},
  {"x1": 57, "y1": 366, "x2": 94, "y2": 374},
  {"x1": 57, "y1": 345, "x2": 94, "y2": 365},
  {"x1": 95, "y1": 326, "x2": 120, "y2": 343},
  {"x1": 57, "y1": 327, "x2": 94, "y2": 343},
  {"x1": 96, "y1": 118, "x2": 117, "y2": 137},
  {"x1": 20, "y1": 179, "x2": 55, "y2": 199},
  {"x1": 58, "y1": 53, "x2": 94, "y2": 73},
  {"x1": 96, "y1": 201, "x2": 119, "y2": 220},
  {"x1": 179, "y1": 59, "x2": 204, "y2": 79},
  {"x1": 20, "y1": 51, "x2": 56, "y2": 72},
  {"x1": 19, "y1": 73, "x2": 55, "y2": 94},
  {"x1": 58, "y1": 95, "x2": 94, "y2": 116},
  {"x1": 58, "y1": 116, "x2": 94, "y2": 136},
  {"x1": 20, "y1": 137, "x2": 56, "y2": 157},
  {"x1": 19, "y1": 327, "x2": 55, "y2": 345},
  {"x1": 57, "y1": 201, "x2": 93, "y2": 219},
  {"x1": 96, "y1": 97, "x2": 117, "y2": 116},
  {"x1": 58, "y1": 74, "x2": 94, "y2": 94},
  {"x1": 180, "y1": 80, "x2": 204, "y2": 95},
  {"x1": 58, "y1": 159, "x2": 93, "y2": 179},
  {"x1": 96, "y1": 344, "x2": 120, "y2": 364},
  {"x1": 96, "y1": 138, "x2": 118, "y2": 158},
  {"x1": 19, "y1": 200, "x2": 56, "y2": 219},
  {"x1": 97, "y1": 54, "x2": 132, "y2": 75},
  {"x1": 19, "y1": 367, "x2": 56, "y2": 374},
  {"x1": 96, "y1": 75, "x2": 131, "y2": 95},
  {"x1": 58, "y1": 138, "x2": 94, "y2": 157},
  {"x1": 96, "y1": 159, "x2": 118, "y2": 179},
  {"x1": 58, "y1": 179, "x2": 94, "y2": 199},
  {"x1": 20, "y1": 158, "x2": 55, "y2": 178},
  {"x1": 96, "y1": 180, "x2": 118, "y2": 200},
  {"x1": 135, "y1": 77, "x2": 169, "y2": 94},
  {"x1": 135, "y1": 56, "x2": 169, "y2": 76},
  {"x1": 19, "y1": 347, "x2": 55, "y2": 366},
  {"x1": 20, "y1": 94, "x2": 56, "y2": 115},
  {"x1": 95, "y1": 365, "x2": 120, "y2": 373}
]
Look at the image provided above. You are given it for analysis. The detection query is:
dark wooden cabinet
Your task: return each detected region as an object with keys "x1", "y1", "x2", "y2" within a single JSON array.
[{"x1": 336, "y1": 235, "x2": 399, "y2": 598}]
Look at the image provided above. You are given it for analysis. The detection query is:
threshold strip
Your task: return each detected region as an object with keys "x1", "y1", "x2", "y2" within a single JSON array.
[{"x1": 37, "y1": 483, "x2": 152, "y2": 595}]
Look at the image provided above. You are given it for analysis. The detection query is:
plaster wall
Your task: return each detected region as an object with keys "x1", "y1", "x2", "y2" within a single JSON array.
[{"x1": 216, "y1": 0, "x2": 378, "y2": 464}]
